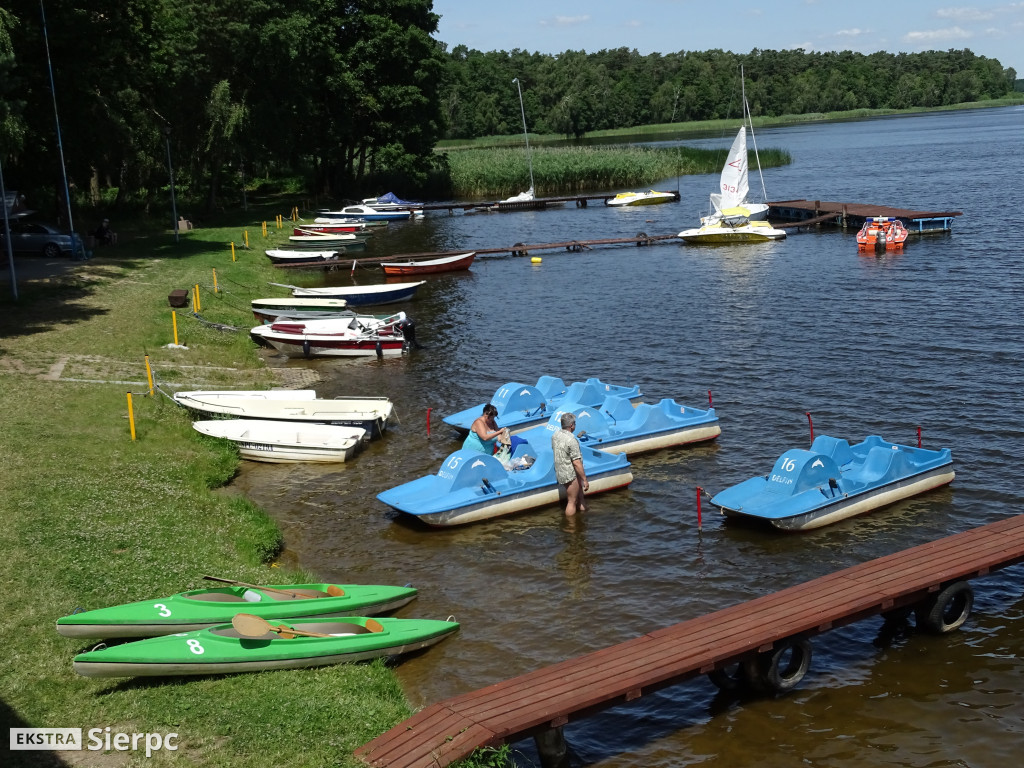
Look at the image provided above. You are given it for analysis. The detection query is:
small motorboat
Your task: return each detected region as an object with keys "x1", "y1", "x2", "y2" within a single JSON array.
[
  {"x1": 56, "y1": 581, "x2": 418, "y2": 638},
  {"x1": 192, "y1": 420, "x2": 367, "y2": 461},
  {"x1": 519, "y1": 394, "x2": 720, "y2": 454},
  {"x1": 678, "y1": 218, "x2": 786, "y2": 243},
  {"x1": 442, "y1": 376, "x2": 643, "y2": 436},
  {"x1": 710, "y1": 434, "x2": 954, "y2": 531},
  {"x1": 251, "y1": 306, "x2": 394, "y2": 325},
  {"x1": 72, "y1": 615, "x2": 459, "y2": 677},
  {"x1": 377, "y1": 438, "x2": 633, "y2": 526},
  {"x1": 249, "y1": 313, "x2": 413, "y2": 358},
  {"x1": 288, "y1": 231, "x2": 367, "y2": 250},
  {"x1": 271, "y1": 280, "x2": 427, "y2": 306},
  {"x1": 857, "y1": 217, "x2": 909, "y2": 251},
  {"x1": 172, "y1": 391, "x2": 393, "y2": 435},
  {"x1": 317, "y1": 205, "x2": 417, "y2": 222},
  {"x1": 293, "y1": 222, "x2": 369, "y2": 235},
  {"x1": 605, "y1": 190, "x2": 678, "y2": 207},
  {"x1": 265, "y1": 249, "x2": 342, "y2": 264},
  {"x1": 362, "y1": 192, "x2": 424, "y2": 213},
  {"x1": 380, "y1": 252, "x2": 476, "y2": 276}
]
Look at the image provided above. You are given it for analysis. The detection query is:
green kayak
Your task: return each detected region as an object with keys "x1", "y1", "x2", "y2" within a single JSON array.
[
  {"x1": 56, "y1": 582, "x2": 417, "y2": 638},
  {"x1": 72, "y1": 616, "x2": 459, "y2": 677}
]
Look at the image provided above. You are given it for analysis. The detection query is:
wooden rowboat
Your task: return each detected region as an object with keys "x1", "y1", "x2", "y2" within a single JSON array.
[{"x1": 381, "y1": 252, "x2": 476, "y2": 276}]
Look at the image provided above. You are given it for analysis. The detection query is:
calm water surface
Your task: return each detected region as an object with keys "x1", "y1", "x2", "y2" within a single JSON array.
[{"x1": 232, "y1": 107, "x2": 1024, "y2": 767}]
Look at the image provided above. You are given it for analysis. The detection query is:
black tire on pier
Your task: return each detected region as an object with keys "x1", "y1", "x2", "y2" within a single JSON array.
[
  {"x1": 916, "y1": 581, "x2": 974, "y2": 634},
  {"x1": 743, "y1": 637, "x2": 813, "y2": 694}
]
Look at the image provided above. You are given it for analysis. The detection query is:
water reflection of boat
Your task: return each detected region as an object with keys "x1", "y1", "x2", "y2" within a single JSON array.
[
  {"x1": 519, "y1": 395, "x2": 720, "y2": 454},
  {"x1": 711, "y1": 434, "x2": 954, "y2": 531},
  {"x1": 443, "y1": 376, "x2": 643, "y2": 436},
  {"x1": 377, "y1": 438, "x2": 633, "y2": 527},
  {"x1": 857, "y1": 217, "x2": 909, "y2": 251}
]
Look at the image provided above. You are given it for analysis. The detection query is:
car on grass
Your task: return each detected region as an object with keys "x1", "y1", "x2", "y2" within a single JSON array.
[{"x1": 0, "y1": 221, "x2": 85, "y2": 258}]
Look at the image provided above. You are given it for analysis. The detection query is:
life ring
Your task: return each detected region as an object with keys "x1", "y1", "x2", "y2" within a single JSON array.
[
  {"x1": 916, "y1": 581, "x2": 973, "y2": 634},
  {"x1": 743, "y1": 637, "x2": 812, "y2": 693}
]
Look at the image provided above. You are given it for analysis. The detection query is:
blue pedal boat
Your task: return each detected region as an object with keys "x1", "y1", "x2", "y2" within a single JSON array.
[
  {"x1": 377, "y1": 437, "x2": 633, "y2": 526},
  {"x1": 442, "y1": 376, "x2": 643, "y2": 436},
  {"x1": 519, "y1": 395, "x2": 720, "y2": 454},
  {"x1": 710, "y1": 434, "x2": 954, "y2": 531}
]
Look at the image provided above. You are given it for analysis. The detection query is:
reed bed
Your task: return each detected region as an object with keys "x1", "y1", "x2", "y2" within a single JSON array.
[{"x1": 441, "y1": 145, "x2": 791, "y2": 198}]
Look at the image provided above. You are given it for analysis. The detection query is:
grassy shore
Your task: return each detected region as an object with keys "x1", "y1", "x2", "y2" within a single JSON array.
[{"x1": 0, "y1": 216, "x2": 424, "y2": 768}]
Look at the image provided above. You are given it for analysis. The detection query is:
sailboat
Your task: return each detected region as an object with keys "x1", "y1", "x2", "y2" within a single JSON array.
[{"x1": 678, "y1": 70, "x2": 786, "y2": 244}]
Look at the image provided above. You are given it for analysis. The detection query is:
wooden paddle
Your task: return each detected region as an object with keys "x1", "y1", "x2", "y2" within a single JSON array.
[
  {"x1": 232, "y1": 613, "x2": 331, "y2": 639},
  {"x1": 202, "y1": 575, "x2": 344, "y2": 599}
]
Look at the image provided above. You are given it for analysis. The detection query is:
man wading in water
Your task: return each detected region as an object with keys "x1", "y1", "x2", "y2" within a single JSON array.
[{"x1": 551, "y1": 412, "x2": 589, "y2": 516}]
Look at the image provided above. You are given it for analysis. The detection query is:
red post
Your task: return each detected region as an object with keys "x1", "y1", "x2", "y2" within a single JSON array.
[
  {"x1": 806, "y1": 411, "x2": 814, "y2": 444},
  {"x1": 707, "y1": 389, "x2": 713, "y2": 408},
  {"x1": 696, "y1": 486, "x2": 703, "y2": 531},
  {"x1": 917, "y1": 425, "x2": 922, "y2": 448},
  {"x1": 427, "y1": 407, "x2": 432, "y2": 438}
]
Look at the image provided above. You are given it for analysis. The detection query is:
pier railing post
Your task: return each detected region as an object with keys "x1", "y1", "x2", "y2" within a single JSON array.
[{"x1": 534, "y1": 726, "x2": 570, "y2": 768}]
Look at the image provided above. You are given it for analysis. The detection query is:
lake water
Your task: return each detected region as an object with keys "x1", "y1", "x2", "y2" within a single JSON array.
[{"x1": 232, "y1": 106, "x2": 1024, "y2": 767}]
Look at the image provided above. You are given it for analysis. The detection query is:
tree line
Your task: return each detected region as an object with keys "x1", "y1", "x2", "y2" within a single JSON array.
[
  {"x1": 0, "y1": 1, "x2": 1016, "y2": 217},
  {"x1": 441, "y1": 46, "x2": 1016, "y2": 140}
]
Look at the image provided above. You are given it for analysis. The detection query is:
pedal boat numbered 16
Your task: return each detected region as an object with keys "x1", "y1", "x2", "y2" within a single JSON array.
[
  {"x1": 71, "y1": 615, "x2": 459, "y2": 678},
  {"x1": 710, "y1": 434, "x2": 954, "y2": 531},
  {"x1": 56, "y1": 583, "x2": 418, "y2": 638}
]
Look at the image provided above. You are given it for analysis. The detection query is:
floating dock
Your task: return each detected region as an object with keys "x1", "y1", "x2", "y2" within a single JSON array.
[
  {"x1": 356, "y1": 513, "x2": 1024, "y2": 768},
  {"x1": 769, "y1": 199, "x2": 961, "y2": 233}
]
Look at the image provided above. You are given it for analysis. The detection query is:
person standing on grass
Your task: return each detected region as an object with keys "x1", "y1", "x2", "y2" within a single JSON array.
[{"x1": 552, "y1": 412, "x2": 588, "y2": 516}]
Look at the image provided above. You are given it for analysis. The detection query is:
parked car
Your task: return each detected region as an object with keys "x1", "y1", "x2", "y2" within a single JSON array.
[{"x1": 0, "y1": 221, "x2": 84, "y2": 258}]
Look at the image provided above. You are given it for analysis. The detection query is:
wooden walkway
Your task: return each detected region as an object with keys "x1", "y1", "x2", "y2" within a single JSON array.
[
  {"x1": 769, "y1": 199, "x2": 962, "y2": 232},
  {"x1": 356, "y1": 514, "x2": 1024, "y2": 768},
  {"x1": 416, "y1": 191, "x2": 681, "y2": 213}
]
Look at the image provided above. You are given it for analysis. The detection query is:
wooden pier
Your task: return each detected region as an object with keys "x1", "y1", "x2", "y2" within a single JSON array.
[
  {"x1": 769, "y1": 199, "x2": 961, "y2": 233},
  {"x1": 356, "y1": 514, "x2": 1024, "y2": 768},
  {"x1": 416, "y1": 191, "x2": 680, "y2": 214}
]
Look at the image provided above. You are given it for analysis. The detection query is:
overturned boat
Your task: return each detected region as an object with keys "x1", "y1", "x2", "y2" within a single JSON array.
[{"x1": 710, "y1": 434, "x2": 954, "y2": 531}]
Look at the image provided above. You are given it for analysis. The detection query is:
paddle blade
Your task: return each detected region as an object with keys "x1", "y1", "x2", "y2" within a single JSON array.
[
  {"x1": 232, "y1": 613, "x2": 273, "y2": 638},
  {"x1": 365, "y1": 618, "x2": 384, "y2": 633},
  {"x1": 326, "y1": 585, "x2": 345, "y2": 597}
]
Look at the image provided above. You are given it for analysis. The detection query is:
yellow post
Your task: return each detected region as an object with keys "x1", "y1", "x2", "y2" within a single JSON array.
[
  {"x1": 145, "y1": 354, "x2": 154, "y2": 396},
  {"x1": 231, "y1": 241, "x2": 236, "y2": 262},
  {"x1": 212, "y1": 268, "x2": 218, "y2": 294},
  {"x1": 172, "y1": 311, "x2": 179, "y2": 346},
  {"x1": 262, "y1": 221, "x2": 267, "y2": 237},
  {"x1": 127, "y1": 392, "x2": 137, "y2": 441},
  {"x1": 194, "y1": 283, "x2": 201, "y2": 313},
  {"x1": 244, "y1": 230, "x2": 249, "y2": 248}
]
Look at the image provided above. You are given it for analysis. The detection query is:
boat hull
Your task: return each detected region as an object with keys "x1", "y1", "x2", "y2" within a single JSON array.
[
  {"x1": 290, "y1": 281, "x2": 426, "y2": 306},
  {"x1": 172, "y1": 393, "x2": 392, "y2": 436},
  {"x1": 381, "y1": 252, "x2": 476, "y2": 275},
  {"x1": 259, "y1": 334, "x2": 406, "y2": 358},
  {"x1": 56, "y1": 584, "x2": 418, "y2": 638},
  {"x1": 581, "y1": 423, "x2": 721, "y2": 454},
  {"x1": 405, "y1": 467, "x2": 634, "y2": 527},
  {"x1": 678, "y1": 223, "x2": 786, "y2": 243},
  {"x1": 606, "y1": 191, "x2": 677, "y2": 207},
  {"x1": 192, "y1": 420, "x2": 366, "y2": 462}
]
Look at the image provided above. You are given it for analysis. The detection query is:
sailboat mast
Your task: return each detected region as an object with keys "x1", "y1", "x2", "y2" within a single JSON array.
[
  {"x1": 513, "y1": 77, "x2": 535, "y2": 193},
  {"x1": 741, "y1": 65, "x2": 769, "y2": 201}
]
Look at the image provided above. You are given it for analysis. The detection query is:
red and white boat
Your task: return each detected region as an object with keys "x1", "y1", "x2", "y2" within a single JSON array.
[
  {"x1": 380, "y1": 252, "x2": 476, "y2": 276},
  {"x1": 857, "y1": 217, "x2": 909, "y2": 251},
  {"x1": 249, "y1": 312, "x2": 410, "y2": 358}
]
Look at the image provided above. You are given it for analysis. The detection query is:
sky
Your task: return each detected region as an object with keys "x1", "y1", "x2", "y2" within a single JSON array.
[{"x1": 432, "y1": 0, "x2": 1023, "y2": 75}]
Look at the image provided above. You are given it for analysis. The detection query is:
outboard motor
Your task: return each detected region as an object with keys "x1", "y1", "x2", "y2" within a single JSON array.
[{"x1": 399, "y1": 318, "x2": 422, "y2": 349}]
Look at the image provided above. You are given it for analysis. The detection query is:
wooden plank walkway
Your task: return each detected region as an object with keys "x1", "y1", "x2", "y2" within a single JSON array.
[
  {"x1": 769, "y1": 199, "x2": 962, "y2": 232},
  {"x1": 356, "y1": 514, "x2": 1024, "y2": 768}
]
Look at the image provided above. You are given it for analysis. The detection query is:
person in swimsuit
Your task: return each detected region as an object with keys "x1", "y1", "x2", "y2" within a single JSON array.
[{"x1": 462, "y1": 403, "x2": 506, "y2": 454}]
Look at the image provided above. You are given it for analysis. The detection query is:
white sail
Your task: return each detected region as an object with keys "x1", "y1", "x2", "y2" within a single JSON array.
[{"x1": 712, "y1": 125, "x2": 749, "y2": 214}]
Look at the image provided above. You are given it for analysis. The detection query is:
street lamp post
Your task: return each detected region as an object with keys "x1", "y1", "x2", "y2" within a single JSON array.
[
  {"x1": 512, "y1": 77, "x2": 535, "y2": 194},
  {"x1": 162, "y1": 125, "x2": 179, "y2": 244}
]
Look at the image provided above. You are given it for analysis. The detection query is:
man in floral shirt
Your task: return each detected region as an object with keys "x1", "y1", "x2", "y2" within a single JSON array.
[{"x1": 551, "y1": 412, "x2": 589, "y2": 516}]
